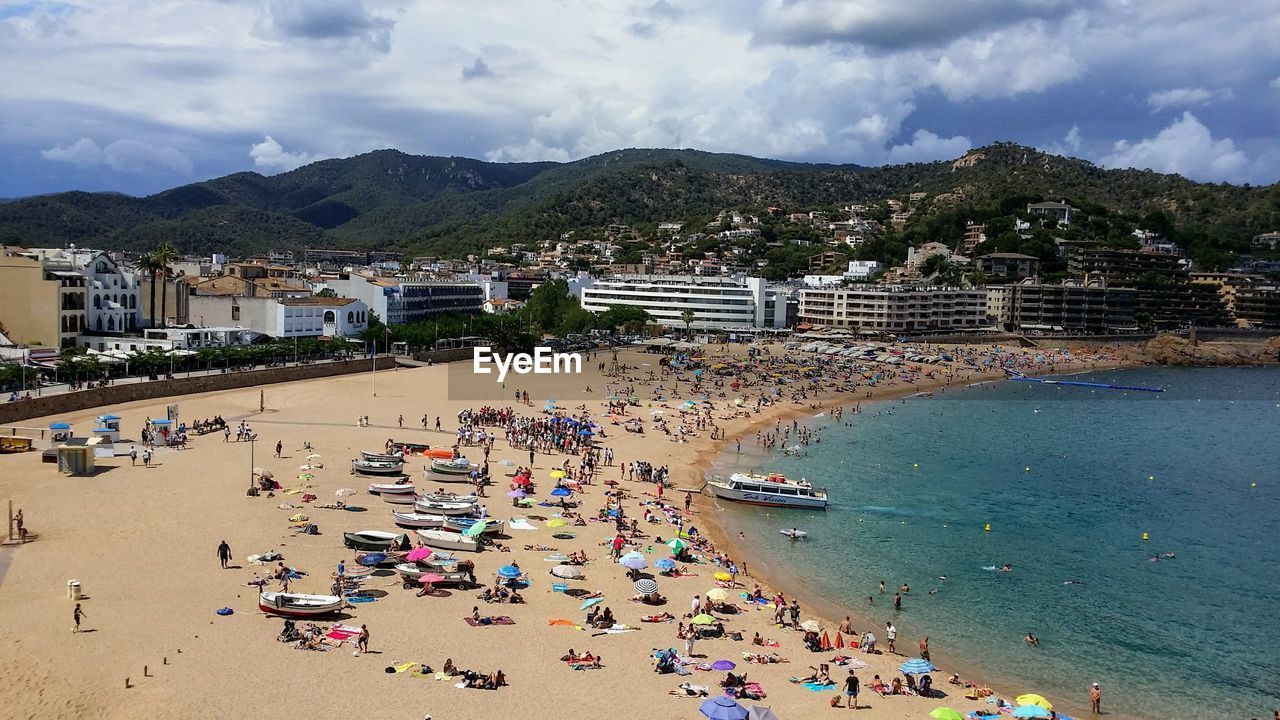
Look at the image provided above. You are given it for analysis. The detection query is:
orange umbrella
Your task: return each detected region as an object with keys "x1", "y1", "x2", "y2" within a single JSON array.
[
  {"x1": 548, "y1": 619, "x2": 574, "y2": 626},
  {"x1": 820, "y1": 631, "x2": 832, "y2": 650},
  {"x1": 835, "y1": 632, "x2": 845, "y2": 649}
]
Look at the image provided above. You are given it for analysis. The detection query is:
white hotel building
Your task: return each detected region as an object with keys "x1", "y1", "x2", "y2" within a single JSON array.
[
  {"x1": 798, "y1": 286, "x2": 988, "y2": 334},
  {"x1": 577, "y1": 274, "x2": 788, "y2": 330}
]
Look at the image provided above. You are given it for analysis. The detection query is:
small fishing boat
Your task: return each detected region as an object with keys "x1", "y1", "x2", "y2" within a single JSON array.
[
  {"x1": 352, "y1": 459, "x2": 406, "y2": 476},
  {"x1": 380, "y1": 492, "x2": 418, "y2": 505},
  {"x1": 443, "y1": 516, "x2": 505, "y2": 535},
  {"x1": 361, "y1": 450, "x2": 405, "y2": 463},
  {"x1": 414, "y1": 529, "x2": 483, "y2": 553},
  {"x1": 394, "y1": 563, "x2": 476, "y2": 588},
  {"x1": 418, "y1": 492, "x2": 478, "y2": 504},
  {"x1": 342, "y1": 530, "x2": 411, "y2": 551},
  {"x1": 706, "y1": 472, "x2": 828, "y2": 510},
  {"x1": 429, "y1": 457, "x2": 475, "y2": 476},
  {"x1": 368, "y1": 482, "x2": 415, "y2": 495},
  {"x1": 780, "y1": 528, "x2": 808, "y2": 540},
  {"x1": 391, "y1": 511, "x2": 448, "y2": 528},
  {"x1": 414, "y1": 498, "x2": 480, "y2": 516},
  {"x1": 258, "y1": 592, "x2": 343, "y2": 617}
]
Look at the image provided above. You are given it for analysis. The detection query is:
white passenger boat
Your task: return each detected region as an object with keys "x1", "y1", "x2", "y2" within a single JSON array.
[{"x1": 706, "y1": 472, "x2": 828, "y2": 510}]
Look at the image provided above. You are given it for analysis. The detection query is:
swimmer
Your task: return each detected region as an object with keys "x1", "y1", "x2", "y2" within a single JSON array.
[
  {"x1": 1024, "y1": 632, "x2": 1040, "y2": 646},
  {"x1": 1063, "y1": 580, "x2": 1084, "y2": 585},
  {"x1": 1000, "y1": 564, "x2": 1013, "y2": 572},
  {"x1": 937, "y1": 575, "x2": 947, "y2": 581}
]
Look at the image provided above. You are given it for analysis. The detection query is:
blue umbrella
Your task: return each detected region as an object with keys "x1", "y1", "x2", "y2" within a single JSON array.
[
  {"x1": 654, "y1": 557, "x2": 676, "y2": 571},
  {"x1": 619, "y1": 551, "x2": 647, "y2": 570},
  {"x1": 497, "y1": 565, "x2": 521, "y2": 579},
  {"x1": 580, "y1": 597, "x2": 604, "y2": 610},
  {"x1": 550, "y1": 487, "x2": 572, "y2": 497},
  {"x1": 578, "y1": 429, "x2": 594, "y2": 435},
  {"x1": 49, "y1": 422, "x2": 71, "y2": 430},
  {"x1": 1011, "y1": 706, "x2": 1052, "y2": 719},
  {"x1": 900, "y1": 658, "x2": 935, "y2": 674},
  {"x1": 699, "y1": 694, "x2": 748, "y2": 720},
  {"x1": 357, "y1": 553, "x2": 386, "y2": 566}
]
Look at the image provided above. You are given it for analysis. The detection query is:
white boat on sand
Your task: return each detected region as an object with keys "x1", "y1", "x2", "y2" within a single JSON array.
[
  {"x1": 414, "y1": 529, "x2": 482, "y2": 552},
  {"x1": 352, "y1": 459, "x2": 406, "y2": 476},
  {"x1": 392, "y1": 511, "x2": 448, "y2": 528},
  {"x1": 414, "y1": 498, "x2": 480, "y2": 516},
  {"x1": 259, "y1": 592, "x2": 343, "y2": 617},
  {"x1": 368, "y1": 482, "x2": 415, "y2": 494}
]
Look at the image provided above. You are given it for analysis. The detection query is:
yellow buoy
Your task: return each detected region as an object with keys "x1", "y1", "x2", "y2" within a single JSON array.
[
  {"x1": 1142, "y1": 532, "x2": 1149, "y2": 541},
  {"x1": 984, "y1": 523, "x2": 991, "y2": 532}
]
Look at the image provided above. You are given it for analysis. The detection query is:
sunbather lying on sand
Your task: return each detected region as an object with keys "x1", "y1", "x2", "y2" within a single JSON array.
[{"x1": 669, "y1": 682, "x2": 709, "y2": 697}]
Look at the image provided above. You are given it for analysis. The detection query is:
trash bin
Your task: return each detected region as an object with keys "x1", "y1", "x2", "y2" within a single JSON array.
[{"x1": 68, "y1": 579, "x2": 81, "y2": 600}]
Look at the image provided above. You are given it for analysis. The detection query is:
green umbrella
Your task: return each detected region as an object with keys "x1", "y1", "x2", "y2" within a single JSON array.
[
  {"x1": 690, "y1": 614, "x2": 716, "y2": 625},
  {"x1": 464, "y1": 519, "x2": 488, "y2": 537},
  {"x1": 929, "y1": 709, "x2": 964, "y2": 720},
  {"x1": 666, "y1": 538, "x2": 687, "y2": 551}
]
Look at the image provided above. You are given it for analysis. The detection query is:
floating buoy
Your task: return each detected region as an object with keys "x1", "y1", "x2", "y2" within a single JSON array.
[
  {"x1": 984, "y1": 523, "x2": 991, "y2": 532},
  {"x1": 913, "y1": 463, "x2": 919, "y2": 469},
  {"x1": 1024, "y1": 467, "x2": 1031, "y2": 472},
  {"x1": 1250, "y1": 482, "x2": 1257, "y2": 488},
  {"x1": 1148, "y1": 475, "x2": 1155, "y2": 481},
  {"x1": 1142, "y1": 532, "x2": 1149, "y2": 541}
]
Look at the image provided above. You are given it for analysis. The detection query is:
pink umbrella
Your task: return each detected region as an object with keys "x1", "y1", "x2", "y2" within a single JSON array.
[
  {"x1": 405, "y1": 546, "x2": 433, "y2": 562},
  {"x1": 419, "y1": 573, "x2": 445, "y2": 584}
]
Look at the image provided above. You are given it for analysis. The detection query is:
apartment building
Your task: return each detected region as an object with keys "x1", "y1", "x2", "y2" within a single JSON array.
[
  {"x1": 578, "y1": 275, "x2": 787, "y2": 330},
  {"x1": 0, "y1": 246, "x2": 87, "y2": 348},
  {"x1": 188, "y1": 295, "x2": 369, "y2": 338},
  {"x1": 986, "y1": 281, "x2": 1138, "y2": 333},
  {"x1": 323, "y1": 274, "x2": 484, "y2": 324},
  {"x1": 798, "y1": 286, "x2": 988, "y2": 334}
]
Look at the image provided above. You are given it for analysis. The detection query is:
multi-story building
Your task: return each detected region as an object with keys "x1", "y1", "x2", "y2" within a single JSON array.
[
  {"x1": 304, "y1": 248, "x2": 368, "y2": 266},
  {"x1": 1067, "y1": 246, "x2": 1184, "y2": 282},
  {"x1": 798, "y1": 286, "x2": 988, "y2": 334},
  {"x1": 187, "y1": 295, "x2": 369, "y2": 338},
  {"x1": 961, "y1": 223, "x2": 987, "y2": 255},
  {"x1": 986, "y1": 281, "x2": 1138, "y2": 333},
  {"x1": 579, "y1": 275, "x2": 788, "y2": 330},
  {"x1": 1233, "y1": 286, "x2": 1280, "y2": 328},
  {"x1": 0, "y1": 246, "x2": 87, "y2": 348},
  {"x1": 82, "y1": 251, "x2": 143, "y2": 335},
  {"x1": 1190, "y1": 272, "x2": 1265, "y2": 320},
  {"x1": 322, "y1": 274, "x2": 484, "y2": 324},
  {"x1": 977, "y1": 253, "x2": 1040, "y2": 279},
  {"x1": 1027, "y1": 200, "x2": 1078, "y2": 226}
]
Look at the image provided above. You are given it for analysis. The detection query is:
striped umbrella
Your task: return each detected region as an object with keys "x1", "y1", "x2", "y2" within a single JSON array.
[
  {"x1": 900, "y1": 658, "x2": 936, "y2": 674},
  {"x1": 633, "y1": 578, "x2": 659, "y2": 594},
  {"x1": 497, "y1": 565, "x2": 521, "y2": 579}
]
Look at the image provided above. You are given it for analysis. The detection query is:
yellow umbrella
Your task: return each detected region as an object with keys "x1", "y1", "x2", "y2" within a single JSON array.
[
  {"x1": 690, "y1": 614, "x2": 716, "y2": 625},
  {"x1": 549, "y1": 470, "x2": 567, "y2": 479},
  {"x1": 713, "y1": 571, "x2": 732, "y2": 582},
  {"x1": 546, "y1": 519, "x2": 567, "y2": 528},
  {"x1": 929, "y1": 709, "x2": 964, "y2": 720},
  {"x1": 706, "y1": 588, "x2": 728, "y2": 601},
  {"x1": 1015, "y1": 695, "x2": 1053, "y2": 710}
]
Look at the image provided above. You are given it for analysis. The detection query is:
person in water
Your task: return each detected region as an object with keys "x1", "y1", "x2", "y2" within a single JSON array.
[{"x1": 1024, "y1": 632, "x2": 1040, "y2": 646}]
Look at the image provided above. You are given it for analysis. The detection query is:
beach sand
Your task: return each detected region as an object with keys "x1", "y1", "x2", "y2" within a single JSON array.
[{"x1": 0, "y1": 343, "x2": 1134, "y2": 720}]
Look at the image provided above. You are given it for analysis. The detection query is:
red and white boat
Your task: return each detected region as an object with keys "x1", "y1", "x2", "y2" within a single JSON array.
[{"x1": 258, "y1": 591, "x2": 344, "y2": 617}]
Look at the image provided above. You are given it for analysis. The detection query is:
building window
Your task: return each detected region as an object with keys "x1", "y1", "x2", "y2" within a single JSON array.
[
  {"x1": 324, "y1": 310, "x2": 336, "y2": 323},
  {"x1": 93, "y1": 295, "x2": 101, "y2": 309},
  {"x1": 231, "y1": 306, "x2": 240, "y2": 321},
  {"x1": 129, "y1": 294, "x2": 136, "y2": 309},
  {"x1": 347, "y1": 311, "x2": 354, "y2": 324}
]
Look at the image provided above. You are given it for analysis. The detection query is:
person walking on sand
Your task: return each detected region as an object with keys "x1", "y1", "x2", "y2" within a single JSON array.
[
  {"x1": 217, "y1": 540, "x2": 231, "y2": 569},
  {"x1": 398, "y1": 414, "x2": 403, "y2": 428},
  {"x1": 73, "y1": 603, "x2": 85, "y2": 633},
  {"x1": 919, "y1": 636, "x2": 930, "y2": 662},
  {"x1": 358, "y1": 624, "x2": 370, "y2": 653},
  {"x1": 684, "y1": 492, "x2": 692, "y2": 513},
  {"x1": 1089, "y1": 683, "x2": 1101, "y2": 714},
  {"x1": 844, "y1": 670, "x2": 859, "y2": 710},
  {"x1": 885, "y1": 622, "x2": 897, "y2": 654},
  {"x1": 129, "y1": 446, "x2": 137, "y2": 466},
  {"x1": 274, "y1": 440, "x2": 282, "y2": 458}
]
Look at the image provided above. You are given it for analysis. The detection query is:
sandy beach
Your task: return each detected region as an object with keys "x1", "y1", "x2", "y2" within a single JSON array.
[{"x1": 0, "y1": 341, "x2": 1136, "y2": 720}]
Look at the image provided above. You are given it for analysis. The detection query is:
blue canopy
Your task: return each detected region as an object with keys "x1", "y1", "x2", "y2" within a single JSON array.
[
  {"x1": 98, "y1": 414, "x2": 121, "y2": 421},
  {"x1": 699, "y1": 694, "x2": 748, "y2": 720},
  {"x1": 150, "y1": 419, "x2": 173, "y2": 425},
  {"x1": 49, "y1": 422, "x2": 71, "y2": 430},
  {"x1": 550, "y1": 487, "x2": 572, "y2": 497}
]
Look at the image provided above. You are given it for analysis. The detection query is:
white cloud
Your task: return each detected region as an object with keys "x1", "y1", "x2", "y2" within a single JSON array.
[
  {"x1": 887, "y1": 129, "x2": 972, "y2": 164},
  {"x1": 485, "y1": 139, "x2": 571, "y2": 163},
  {"x1": 1063, "y1": 125, "x2": 1081, "y2": 153},
  {"x1": 249, "y1": 135, "x2": 323, "y2": 173},
  {"x1": 1146, "y1": 87, "x2": 1230, "y2": 111},
  {"x1": 42, "y1": 137, "x2": 192, "y2": 175},
  {"x1": 1271, "y1": 76, "x2": 1280, "y2": 89},
  {"x1": 1101, "y1": 112, "x2": 1249, "y2": 182}
]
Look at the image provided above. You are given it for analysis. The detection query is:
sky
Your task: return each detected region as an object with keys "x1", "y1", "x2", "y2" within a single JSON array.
[{"x1": 1, "y1": 0, "x2": 1278, "y2": 198}]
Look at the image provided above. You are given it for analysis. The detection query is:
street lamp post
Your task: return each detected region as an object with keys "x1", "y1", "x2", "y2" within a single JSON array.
[{"x1": 249, "y1": 435, "x2": 256, "y2": 492}]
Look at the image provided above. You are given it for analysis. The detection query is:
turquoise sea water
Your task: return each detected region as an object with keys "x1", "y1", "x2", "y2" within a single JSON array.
[{"x1": 710, "y1": 367, "x2": 1280, "y2": 720}]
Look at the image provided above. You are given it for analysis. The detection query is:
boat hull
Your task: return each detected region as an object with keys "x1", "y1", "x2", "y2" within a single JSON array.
[
  {"x1": 414, "y1": 500, "x2": 478, "y2": 516},
  {"x1": 707, "y1": 483, "x2": 828, "y2": 509},
  {"x1": 352, "y1": 460, "x2": 406, "y2": 476},
  {"x1": 414, "y1": 529, "x2": 482, "y2": 552},
  {"x1": 343, "y1": 531, "x2": 409, "y2": 551},
  {"x1": 428, "y1": 459, "x2": 475, "y2": 476},
  {"x1": 442, "y1": 517, "x2": 504, "y2": 535},
  {"x1": 391, "y1": 511, "x2": 447, "y2": 528},
  {"x1": 368, "y1": 482, "x2": 415, "y2": 494},
  {"x1": 258, "y1": 592, "x2": 343, "y2": 617}
]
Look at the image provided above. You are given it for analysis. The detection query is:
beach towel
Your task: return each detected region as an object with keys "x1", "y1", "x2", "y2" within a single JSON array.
[
  {"x1": 508, "y1": 519, "x2": 537, "y2": 531},
  {"x1": 347, "y1": 595, "x2": 376, "y2": 603},
  {"x1": 802, "y1": 682, "x2": 834, "y2": 693},
  {"x1": 326, "y1": 629, "x2": 356, "y2": 640},
  {"x1": 387, "y1": 661, "x2": 417, "y2": 673},
  {"x1": 465, "y1": 616, "x2": 515, "y2": 627},
  {"x1": 552, "y1": 583, "x2": 569, "y2": 593}
]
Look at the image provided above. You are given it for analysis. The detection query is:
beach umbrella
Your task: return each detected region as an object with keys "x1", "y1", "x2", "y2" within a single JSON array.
[
  {"x1": 899, "y1": 658, "x2": 936, "y2": 675},
  {"x1": 335, "y1": 488, "x2": 356, "y2": 497},
  {"x1": 746, "y1": 707, "x2": 778, "y2": 720},
  {"x1": 799, "y1": 619, "x2": 821, "y2": 633},
  {"x1": 929, "y1": 709, "x2": 964, "y2": 720},
  {"x1": 1011, "y1": 706, "x2": 1052, "y2": 719},
  {"x1": 357, "y1": 553, "x2": 386, "y2": 567},
  {"x1": 406, "y1": 546, "x2": 433, "y2": 562},
  {"x1": 580, "y1": 597, "x2": 604, "y2": 610},
  {"x1": 710, "y1": 659, "x2": 736, "y2": 671},
  {"x1": 706, "y1": 588, "x2": 728, "y2": 601},
  {"x1": 666, "y1": 538, "x2": 687, "y2": 551},
  {"x1": 550, "y1": 487, "x2": 573, "y2": 497},
  {"x1": 548, "y1": 619, "x2": 574, "y2": 626},
  {"x1": 550, "y1": 470, "x2": 567, "y2": 479},
  {"x1": 551, "y1": 565, "x2": 583, "y2": 579},
  {"x1": 463, "y1": 520, "x2": 488, "y2": 537},
  {"x1": 691, "y1": 614, "x2": 716, "y2": 625},
  {"x1": 253, "y1": 467, "x2": 272, "y2": 478},
  {"x1": 507, "y1": 489, "x2": 526, "y2": 498},
  {"x1": 713, "y1": 571, "x2": 733, "y2": 582},
  {"x1": 512, "y1": 476, "x2": 531, "y2": 486},
  {"x1": 419, "y1": 573, "x2": 444, "y2": 584},
  {"x1": 1015, "y1": 695, "x2": 1053, "y2": 710},
  {"x1": 654, "y1": 558, "x2": 677, "y2": 571},
  {"x1": 497, "y1": 565, "x2": 521, "y2": 579},
  {"x1": 578, "y1": 429, "x2": 593, "y2": 436},
  {"x1": 633, "y1": 578, "x2": 659, "y2": 594},
  {"x1": 546, "y1": 518, "x2": 567, "y2": 528},
  {"x1": 619, "y1": 551, "x2": 647, "y2": 570},
  {"x1": 699, "y1": 695, "x2": 748, "y2": 720}
]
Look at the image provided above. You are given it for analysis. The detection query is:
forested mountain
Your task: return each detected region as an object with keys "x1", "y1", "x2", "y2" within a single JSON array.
[{"x1": 1, "y1": 143, "x2": 1275, "y2": 268}]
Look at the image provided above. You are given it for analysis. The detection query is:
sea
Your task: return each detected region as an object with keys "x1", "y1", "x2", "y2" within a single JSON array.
[{"x1": 709, "y1": 366, "x2": 1280, "y2": 720}]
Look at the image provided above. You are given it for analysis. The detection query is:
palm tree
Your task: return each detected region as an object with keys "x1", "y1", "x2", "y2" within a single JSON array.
[
  {"x1": 151, "y1": 241, "x2": 179, "y2": 329},
  {"x1": 138, "y1": 253, "x2": 161, "y2": 329},
  {"x1": 681, "y1": 309, "x2": 695, "y2": 339}
]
